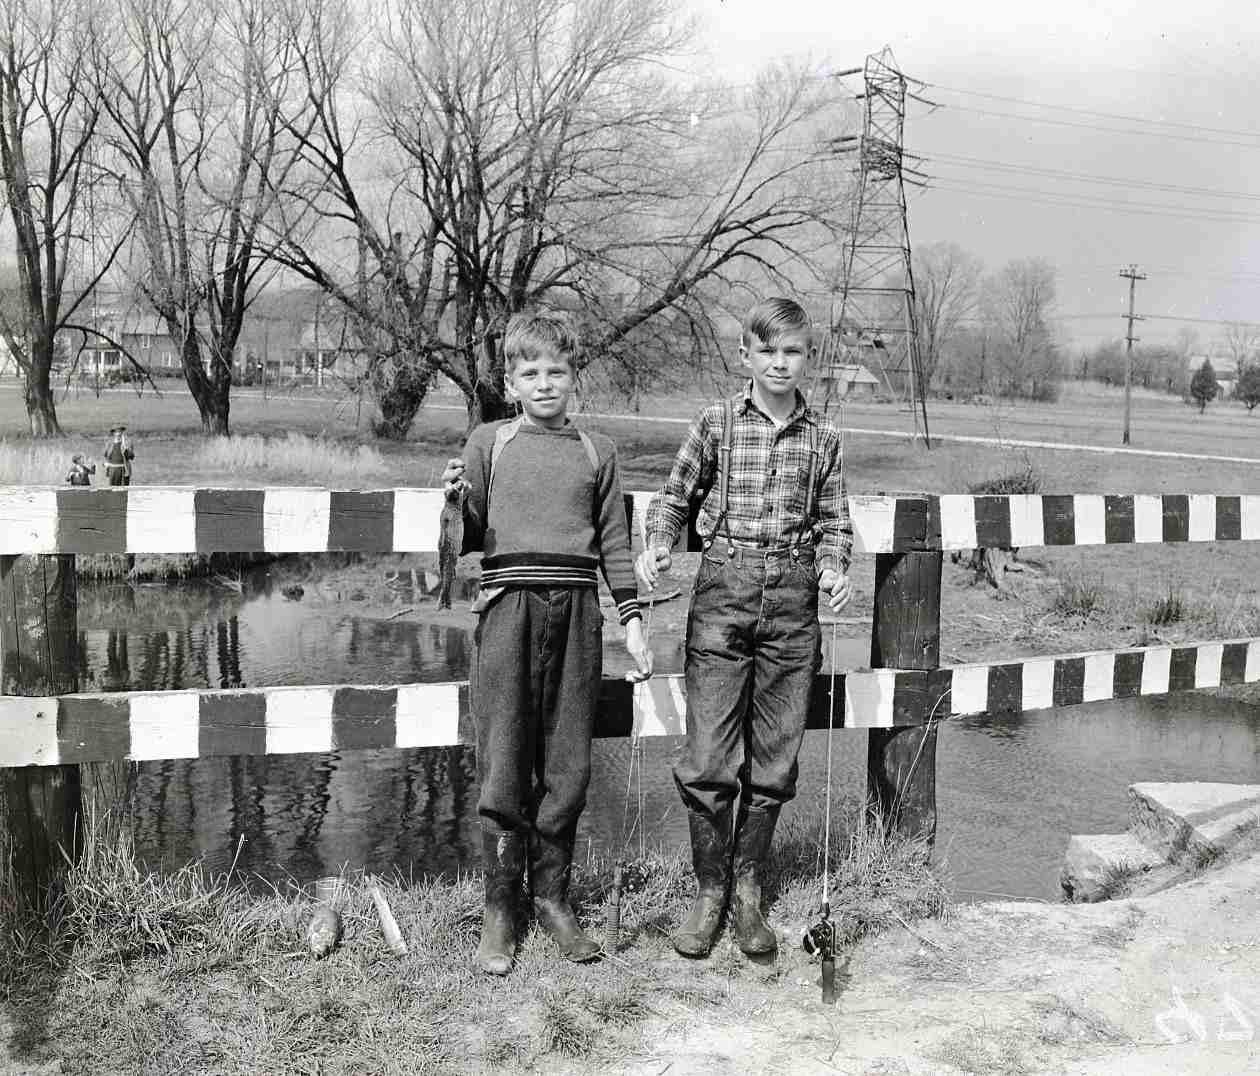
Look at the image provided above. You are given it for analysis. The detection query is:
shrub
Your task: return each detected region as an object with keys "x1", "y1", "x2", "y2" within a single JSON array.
[
  {"x1": 1052, "y1": 573, "x2": 1105, "y2": 620},
  {"x1": 967, "y1": 460, "x2": 1041, "y2": 496},
  {"x1": 1142, "y1": 586, "x2": 1186, "y2": 627}
]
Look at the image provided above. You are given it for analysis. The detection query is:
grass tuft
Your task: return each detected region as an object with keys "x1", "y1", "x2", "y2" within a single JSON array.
[
  {"x1": 1141, "y1": 585, "x2": 1187, "y2": 626},
  {"x1": 1051, "y1": 572, "x2": 1106, "y2": 620},
  {"x1": 537, "y1": 985, "x2": 598, "y2": 1057},
  {"x1": 967, "y1": 458, "x2": 1042, "y2": 495}
]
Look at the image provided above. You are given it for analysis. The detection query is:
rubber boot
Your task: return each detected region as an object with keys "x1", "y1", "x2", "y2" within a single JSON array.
[
  {"x1": 671, "y1": 805, "x2": 733, "y2": 957},
  {"x1": 477, "y1": 826, "x2": 526, "y2": 976},
  {"x1": 731, "y1": 804, "x2": 779, "y2": 955},
  {"x1": 530, "y1": 831, "x2": 602, "y2": 963}
]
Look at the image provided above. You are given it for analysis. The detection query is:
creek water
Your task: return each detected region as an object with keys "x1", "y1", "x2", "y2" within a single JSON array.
[{"x1": 84, "y1": 566, "x2": 1260, "y2": 902}]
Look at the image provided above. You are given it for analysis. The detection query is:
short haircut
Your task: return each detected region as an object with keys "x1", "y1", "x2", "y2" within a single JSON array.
[
  {"x1": 503, "y1": 309, "x2": 580, "y2": 372},
  {"x1": 740, "y1": 297, "x2": 813, "y2": 349}
]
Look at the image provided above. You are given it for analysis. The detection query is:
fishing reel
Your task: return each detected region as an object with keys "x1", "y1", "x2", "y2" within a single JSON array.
[{"x1": 801, "y1": 901, "x2": 839, "y2": 1004}]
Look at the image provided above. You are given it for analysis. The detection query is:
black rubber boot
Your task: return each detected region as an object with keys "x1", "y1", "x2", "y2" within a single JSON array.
[
  {"x1": 731, "y1": 804, "x2": 780, "y2": 955},
  {"x1": 477, "y1": 827, "x2": 526, "y2": 976},
  {"x1": 530, "y1": 831, "x2": 602, "y2": 963},
  {"x1": 671, "y1": 805, "x2": 733, "y2": 957}
]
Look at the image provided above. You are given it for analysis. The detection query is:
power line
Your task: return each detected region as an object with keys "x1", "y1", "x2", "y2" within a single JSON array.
[
  {"x1": 921, "y1": 102, "x2": 1260, "y2": 150},
  {"x1": 924, "y1": 82, "x2": 1260, "y2": 141},
  {"x1": 925, "y1": 177, "x2": 1260, "y2": 225},
  {"x1": 929, "y1": 151, "x2": 1260, "y2": 203}
]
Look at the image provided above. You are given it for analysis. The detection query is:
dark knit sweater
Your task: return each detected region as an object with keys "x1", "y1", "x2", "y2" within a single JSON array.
[{"x1": 460, "y1": 419, "x2": 641, "y2": 624}]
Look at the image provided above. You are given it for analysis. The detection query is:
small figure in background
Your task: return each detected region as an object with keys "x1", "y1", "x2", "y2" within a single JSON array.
[
  {"x1": 65, "y1": 454, "x2": 95, "y2": 486},
  {"x1": 103, "y1": 425, "x2": 134, "y2": 486}
]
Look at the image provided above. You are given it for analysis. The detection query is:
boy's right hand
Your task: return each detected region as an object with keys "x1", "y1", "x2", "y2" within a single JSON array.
[
  {"x1": 634, "y1": 545, "x2": 671, "y2": 590},
  {"x1": 440, "y1": 457, "x2": 467, "y2": 492}
]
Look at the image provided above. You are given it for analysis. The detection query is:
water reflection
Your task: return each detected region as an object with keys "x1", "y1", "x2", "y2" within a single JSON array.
[{"x1": 80, "y1": 563, "x2": 1260, "y2": 900}]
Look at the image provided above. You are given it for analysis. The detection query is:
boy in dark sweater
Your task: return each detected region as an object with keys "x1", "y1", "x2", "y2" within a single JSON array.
[
  {"x1": 637, "y1": 297, "x2": 854, "y2": 959},
  {"x1": 441, "y1": 310, "x2": 652, "y2": 976}
]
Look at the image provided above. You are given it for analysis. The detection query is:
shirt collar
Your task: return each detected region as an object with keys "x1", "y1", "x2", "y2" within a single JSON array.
[{"x1": 738, "y1": 380, "x2": 814, "y2": 427}]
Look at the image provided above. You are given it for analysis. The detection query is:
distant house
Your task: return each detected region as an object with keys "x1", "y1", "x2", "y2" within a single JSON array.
[
  {"x1": 289, "y1": 316, "x2": 371, "y2": 385},
  {"x1": 819, "y1": 362, "x2": 880, "y2": 397},
  {"x1": 81, "y1": 309, "x2": 197, "y2": 378}
]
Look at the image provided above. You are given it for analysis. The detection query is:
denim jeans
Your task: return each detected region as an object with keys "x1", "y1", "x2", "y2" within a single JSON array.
[
  {"x1": 471, "y1": 586, "x2": 602, "y2": 840},
  {"x1": 675, "y1": 545, "x2": 821, "y2": 820}
]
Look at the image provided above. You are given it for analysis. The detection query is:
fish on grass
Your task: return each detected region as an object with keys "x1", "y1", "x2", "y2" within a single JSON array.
[{"x1": 306, "y1": 906, "x2": 343, "y2": 958}]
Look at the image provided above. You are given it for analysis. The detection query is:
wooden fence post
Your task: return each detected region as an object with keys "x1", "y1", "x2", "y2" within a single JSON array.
[
  {"x1": 865, "y1": 506, "x2": 943, "y2": 845},
  {"x1": 0, "y1": 554, "x2": 81, "y2": 907}
]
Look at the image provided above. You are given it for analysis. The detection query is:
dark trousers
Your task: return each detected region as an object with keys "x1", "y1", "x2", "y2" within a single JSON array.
[
  {"x1": 471, "y1": 587, "x2": 602, "y2": 840},
  {"x1": 107, "y1": 470, "x2": 129, "y2": 487},
  {"x1": 675, "y1": 546, "x2": 821, "y2": 820}
]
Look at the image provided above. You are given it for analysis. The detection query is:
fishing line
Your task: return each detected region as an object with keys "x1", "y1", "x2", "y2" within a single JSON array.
[
  {"x1": 803, "y1": 397, "x2": 845, "y2": 1003},
  {"x1": 609, "y1": 587, "x2": 655, "y2": 948}
]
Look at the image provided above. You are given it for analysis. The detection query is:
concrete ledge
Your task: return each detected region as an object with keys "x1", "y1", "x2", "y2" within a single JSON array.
[
  {"x1": 1060, "y1": 833, "x2": 1165, "y2": 903},
  {"x1": 1130, "y1": 782, "x2": 1260, "y2": 859},
  {"x1": 1062, "y1": 782, "x2": 1260, "y2": 903}
]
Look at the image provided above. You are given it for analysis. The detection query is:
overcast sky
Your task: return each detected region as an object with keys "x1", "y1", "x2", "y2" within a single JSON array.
[{"x1": 689, "y1": 0, "x2": 1260, "y2": 354}]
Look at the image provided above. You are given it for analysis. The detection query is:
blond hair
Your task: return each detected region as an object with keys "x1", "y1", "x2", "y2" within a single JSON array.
[
  {"x1": 740, "y1": 297, "x2": 813, "y2": 349},
  {"x1": 502, "y1": 309, "x2": 580, "y2": 372}
]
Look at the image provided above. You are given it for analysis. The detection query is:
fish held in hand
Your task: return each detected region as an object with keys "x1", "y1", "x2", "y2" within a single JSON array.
[{"x1": 437, "y1": 483, "x2": 467, "y2": 610}]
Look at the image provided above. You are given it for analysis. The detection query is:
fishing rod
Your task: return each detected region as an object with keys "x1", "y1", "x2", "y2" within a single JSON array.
[
  {"x1": 802, "y1": 617, "x2": 841, "y2": 1003},
  {"x1": 800, "y1": 383, "x2": 845, "y2": 1004}
]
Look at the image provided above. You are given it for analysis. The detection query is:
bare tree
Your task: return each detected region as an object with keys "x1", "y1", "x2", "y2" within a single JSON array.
[
  {"x1": 912, "y1": 241, "x2": 982, "y2": 391},
  {"x1": 272, "y1": 0, "x2": 850, "y2": 436},
  {"x1": 984, "y1": 256, "x2": 1062, "y2": 401},
  {"x1": 1220, "y1": 321, "x2": 1260, "y2": 375},
  {"x1": 0, "y1": 0, "x2": 127, "y2": 435},
  {"x1": 91, "y1": 0, "x2": 314, "y2": 435}
]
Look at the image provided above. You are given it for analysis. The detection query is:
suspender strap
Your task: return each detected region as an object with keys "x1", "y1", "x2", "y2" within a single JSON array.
[
  {"x1": 801, "y1": 420, "x2": 820, "y2": 525},
  {"x1": 796, "y1": 420, "x2": 820, "y2": 555},
  {"x1": 715, "y1": 397, "x2": 734, "y2": 528},
  {"x1": 699, "y1": 397, "x2": 735, "y2": 549}
]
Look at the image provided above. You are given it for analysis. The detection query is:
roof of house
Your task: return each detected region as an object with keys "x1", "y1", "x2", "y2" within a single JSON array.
[{"x1": 822, "y1": 362, "x2": 880, "y2": 384}]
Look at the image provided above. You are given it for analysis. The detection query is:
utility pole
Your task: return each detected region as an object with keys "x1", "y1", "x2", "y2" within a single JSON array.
[{"x1": 1119, "y1": 264, "x2": 1146, "y2": 445}]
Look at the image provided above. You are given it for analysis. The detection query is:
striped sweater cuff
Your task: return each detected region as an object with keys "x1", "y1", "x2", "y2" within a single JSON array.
[{"x1": 612, "y1": 588, "x2": 641, "y2": 625}]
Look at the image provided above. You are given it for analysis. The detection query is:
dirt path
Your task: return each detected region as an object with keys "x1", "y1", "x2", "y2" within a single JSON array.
[{"x1": 611, "y1": 851, "x2": 1260, "y2": 1076}]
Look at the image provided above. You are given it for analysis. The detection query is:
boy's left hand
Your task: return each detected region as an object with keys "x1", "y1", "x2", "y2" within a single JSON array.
[
  {"x1": 818, "y1": 569, "x2": 853, "y2": 613},
  {"x1": 623, "y1": 617, "x2": 653, "y2": 683}
]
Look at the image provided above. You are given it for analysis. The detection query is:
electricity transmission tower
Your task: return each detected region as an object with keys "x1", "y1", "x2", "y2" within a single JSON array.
[{"x1": 828, "y1": 47, "x2": 932, "y2": 446}]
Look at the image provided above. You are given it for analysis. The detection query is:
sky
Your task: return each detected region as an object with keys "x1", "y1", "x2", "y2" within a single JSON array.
[{"x1": 688, "y1": 0, "x2": 1260, "y2": 355}]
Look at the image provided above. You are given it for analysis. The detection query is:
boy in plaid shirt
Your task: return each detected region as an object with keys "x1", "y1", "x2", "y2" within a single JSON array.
[{"x1": 636, "y1": 297, "x2": 853, "y2": 958}]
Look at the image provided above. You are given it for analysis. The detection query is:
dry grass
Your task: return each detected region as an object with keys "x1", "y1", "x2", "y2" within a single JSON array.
[
  {"x1": 193, "y1": 433, "x2": 389, "y2": 485},
  {"x1": 0, "y1": 799, "x2": 947, "y2": 1075},
  {"x1": 0, "y1": 431, "x2": 388, "y2": 487}
]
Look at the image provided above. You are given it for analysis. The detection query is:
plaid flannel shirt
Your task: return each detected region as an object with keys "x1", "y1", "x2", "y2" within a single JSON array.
[{"x1": 645, "y1": 383, "x2": 853, "y2": 576}]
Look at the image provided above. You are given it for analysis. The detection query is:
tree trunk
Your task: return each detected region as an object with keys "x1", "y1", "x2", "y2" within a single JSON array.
[
  {"x1": 179, "y1": 331, "x2": 231, "y2": 436},
  {"x1": 24, "y1": 348, "x2": 63, "y2": 437},
  {"x1": 371, "y1": 356, "x2": 435, "y2": 440},
  {"x1": 471, "y1": 376, "x2": 511, "y2": 429}
]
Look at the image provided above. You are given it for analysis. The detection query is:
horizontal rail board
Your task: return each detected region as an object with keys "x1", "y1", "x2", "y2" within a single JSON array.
[
  {"x1": 3, "y1": 488, "x2": 1258, "y2": 554},
  {"x1": 0, "y1": 488, "x2": 929, "y2": 556},
  {"x1": 3, "y1": 637, "x2": 1257, "y2": 767},
  {"x1": 939, "y1": 493, "x2": 1260, "y2": 551}
]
